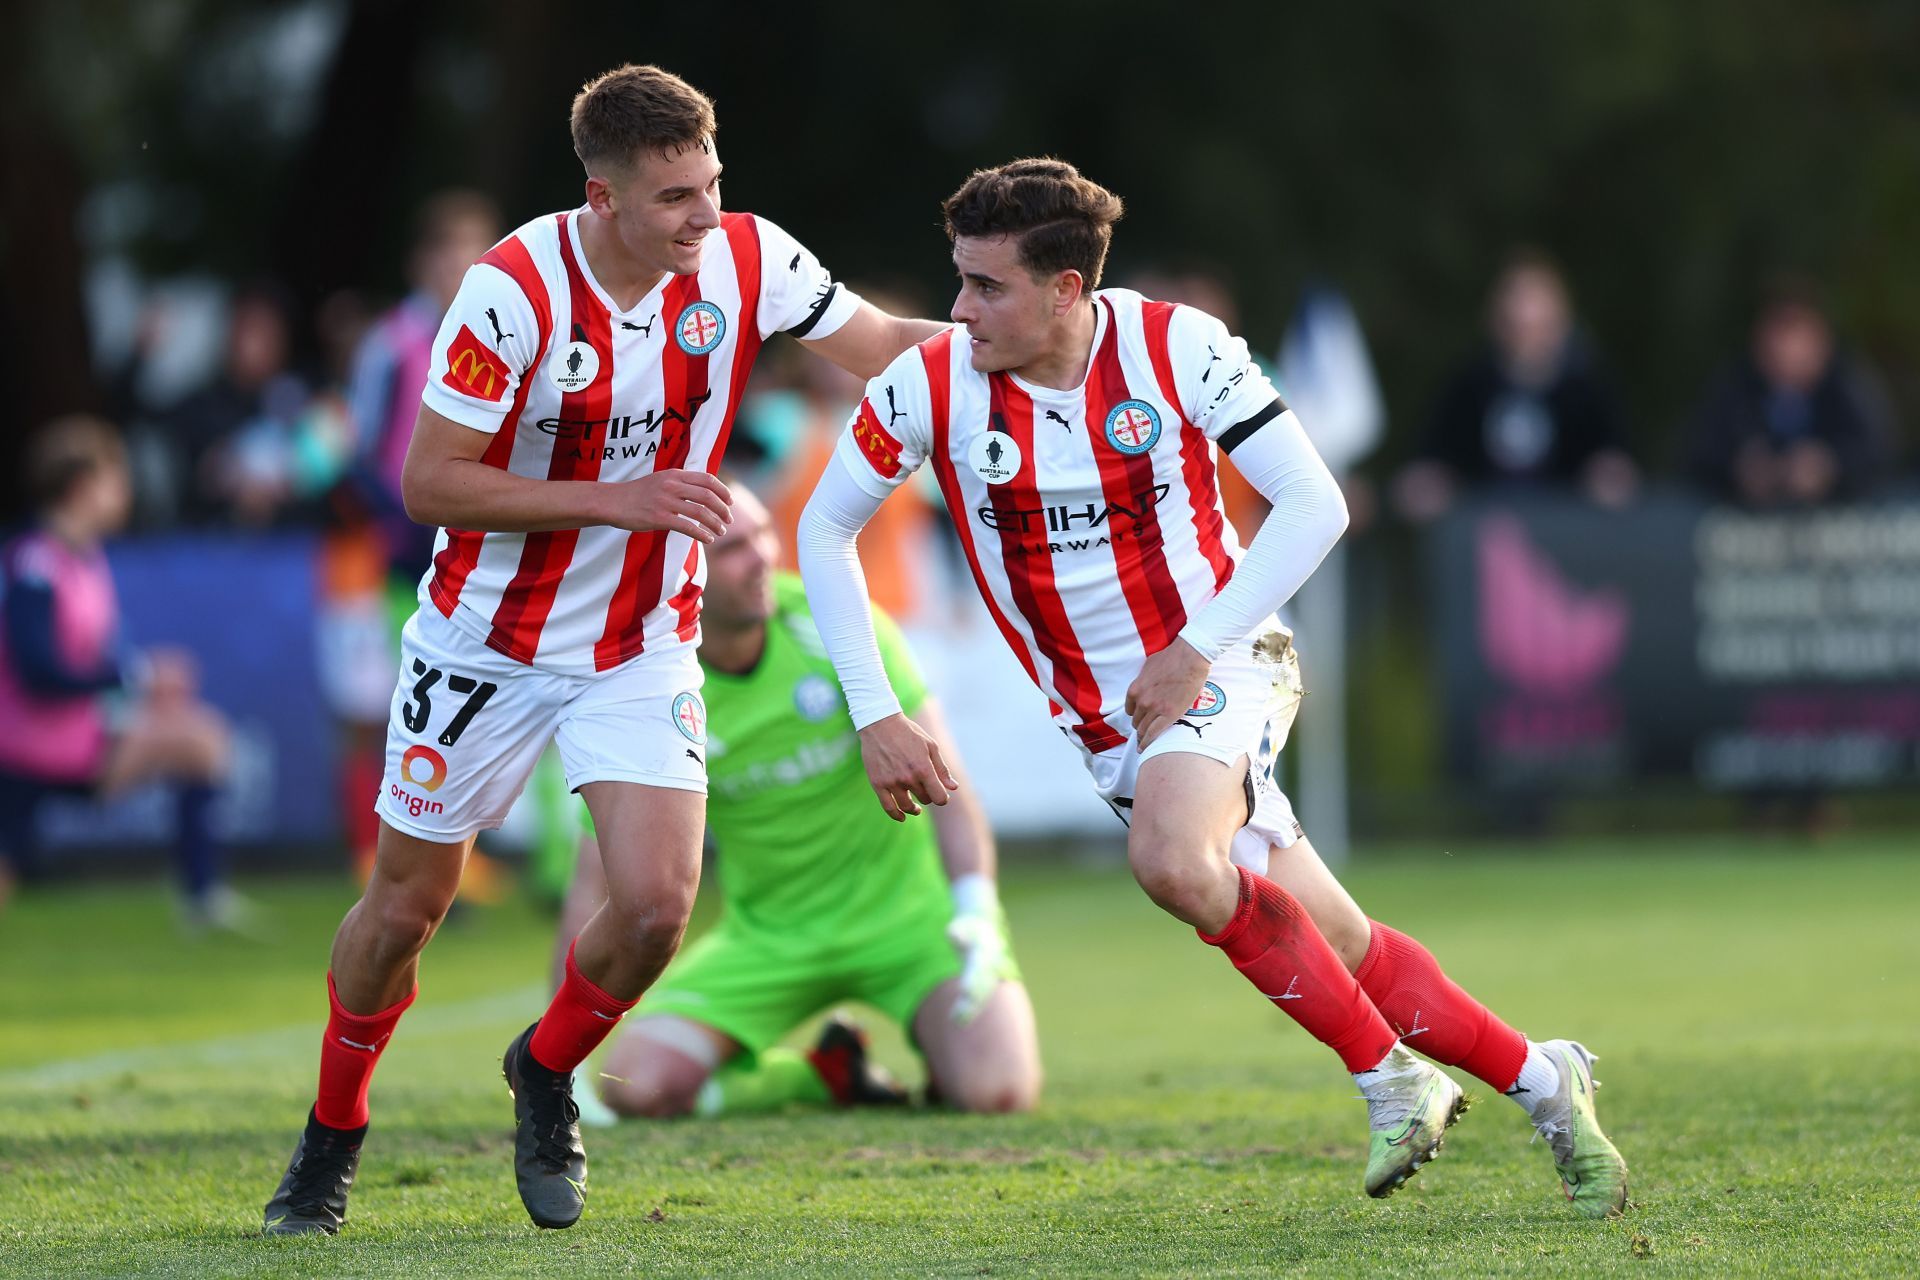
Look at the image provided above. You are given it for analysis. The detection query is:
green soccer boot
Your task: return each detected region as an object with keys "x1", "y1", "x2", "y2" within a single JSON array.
[
  {"x1": 1526, "y1": 1039, "x2": 1628, "y2": 1218},
  {"x1": 1358, "y1": 1044, "x2": 1471, "y2": 1198}
]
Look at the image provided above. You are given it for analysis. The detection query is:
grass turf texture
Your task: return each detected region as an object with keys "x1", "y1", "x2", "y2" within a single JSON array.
[{"x1": 2, "y1": 835, "x2": 1916, "y2": 1277}]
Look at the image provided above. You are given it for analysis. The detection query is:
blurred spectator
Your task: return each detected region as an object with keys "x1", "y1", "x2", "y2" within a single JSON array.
[
  {"x1": 0, "y1": 417, "x2": 250, "y2": 929},
  {"x1": 1685, "y1": 278, "x2": 1898, "y2": 508},
  {"x1": 343, "y1": 190, "x2": 501, "y2": 577},
  {"x1": 330, "y1": 191, "x2": 503, "y2": 890},
  {"x1": 1395, "y1": 249, "x2": 1637, "y2": 521},
  {"x1": 163, "y1": 282, "x2": 339, "y2": 526}
]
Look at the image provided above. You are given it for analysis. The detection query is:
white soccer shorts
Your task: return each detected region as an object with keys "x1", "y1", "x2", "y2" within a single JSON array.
[
  {"x1": 377, "y1": 604, "x2": 708, "y2": 842},
  {"x1": 1078, "y1": 621, "x2": 1306, "y2": 869}
]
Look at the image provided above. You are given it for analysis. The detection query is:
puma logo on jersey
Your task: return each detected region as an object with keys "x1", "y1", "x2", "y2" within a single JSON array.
[
  {"x1": 620, "y1": 315, "x2": 656, "y2": 335},
  {"x1": 1044, "y1": 409, "x2": 1070, "y2": 429},
  {"x1": 485, "y1": 308, "x2": 514, "y2": 344},
  {"x1": 886, "y1": 384, "x2": 907, "y2": 427}
]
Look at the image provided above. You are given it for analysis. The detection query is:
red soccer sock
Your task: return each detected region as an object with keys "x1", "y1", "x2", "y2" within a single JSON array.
[
  {"x1": 314, "y1": 972, "x2": 416, "y2": 1130},
  {"x1": 1199, "y1": 866, "x2": 1398, "y2": 1073},
  {"x1": 1354, "y1": 920, "x2": 1528, "y2": 1091},
  {"x1": 527, "y1": 940, "x2": 639, "y2": 1073}
]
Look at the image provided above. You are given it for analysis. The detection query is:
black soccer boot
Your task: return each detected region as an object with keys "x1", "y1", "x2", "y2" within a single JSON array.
[
  {"x1": 502, "y1": 1021, "x2": 587, "y2": 1229},
  {"x1": 263, "y1": 1108, "x2": 366, "y2": 1235},
  {"x1": 808, "y1": 1014, "x2": 912, "y2": 1107}
]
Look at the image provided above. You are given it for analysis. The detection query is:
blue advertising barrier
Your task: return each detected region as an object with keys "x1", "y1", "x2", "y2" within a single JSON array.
[{"x1": 40, "y1": 534, "x2": 341, "y2": 853}]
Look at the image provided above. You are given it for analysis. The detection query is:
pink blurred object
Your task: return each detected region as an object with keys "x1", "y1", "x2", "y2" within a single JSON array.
[{"x1": 1477, "y1": 514, "x2": 1628, "y2": 695}]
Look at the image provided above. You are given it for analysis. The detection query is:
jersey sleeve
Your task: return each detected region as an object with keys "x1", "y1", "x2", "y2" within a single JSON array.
[
  {"x1": 753, "y1": 214, "x2": 861, "y2": 342},
  {"x1": 872, "y1": 605, "x2": 929, "y2": 716},
  {"x1": 420, "y1": 261, "x2": 544, "y2": 433},
  {"x1": 1169, "y1": 304, "x2": 1289, "y2": 453},
  {"x1": 829, "y1": 346, "x2": 935, "y2": 500}
]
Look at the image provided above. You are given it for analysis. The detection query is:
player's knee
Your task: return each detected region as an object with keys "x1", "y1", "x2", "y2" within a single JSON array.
[
  {"x1": 946, "y1": 1069, "x2": 1040, "y2": 1115},
  {"x1": 600, "y1": 1060, "x2": 705, "y2": 1119},
  {"x1": 1127, "y1": 846, "x2": 1219, "y2": 922},
  {"x1": 601, "y1": 894, "x2": 694, "y2": 959},
  {"x1": 366, "y1": 884, "x2": 454, "y2": 955}
]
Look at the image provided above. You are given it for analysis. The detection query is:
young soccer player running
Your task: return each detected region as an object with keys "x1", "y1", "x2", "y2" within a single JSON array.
[
  {"x1": 556, "y1": 482, "x2": 1039, "y2": 1123},
  {"x1": 797, "y1": 159, "x2": 1628, "y2": 1217},
  {"x1": 263, "y1": 66, "x2": 947, "y2": 1235}
]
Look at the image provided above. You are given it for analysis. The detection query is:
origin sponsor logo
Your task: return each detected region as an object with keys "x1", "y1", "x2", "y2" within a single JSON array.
[{"x1": 389, "y1": 781, "x2": 445, "y2": 819}]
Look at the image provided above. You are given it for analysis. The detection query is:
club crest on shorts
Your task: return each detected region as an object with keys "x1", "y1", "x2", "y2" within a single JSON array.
[
  {"x1": 550, "y1": 339, "x2": 600, "y2": 392},
  {"x1": 1187, "y1": 681, "x2": 1227, "y2": 717},
  {"x1": 793, "y1": 673, "x2": 841, "y2": 722},
  {"x1": 1104, "y1": 399, "x2": 1162, "y2": 455},
  {"x1": 969, "y1": 431, "x2": 1022, "y2": 484},
  {"x1": 675, "y1": 301, "x2": 726, "y2": 355},
  {"x1": 671, "y1": 691, "x2": 708, "y2": 744}
]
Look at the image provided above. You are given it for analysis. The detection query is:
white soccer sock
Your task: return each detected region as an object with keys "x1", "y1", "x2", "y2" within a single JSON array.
[{"x1": 1506, "y1": 1040, "x2": 1560, "y2": 1113}]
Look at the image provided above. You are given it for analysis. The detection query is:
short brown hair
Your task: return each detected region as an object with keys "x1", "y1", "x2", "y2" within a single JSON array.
[
  {"x1": 943, "y1": 158, "x2": 1125, "y2": 288},
  {"x1": 570, "y1": 64, "x2": 717, "y2": 175},
  {"x1": 28, "y1": 415, "x2": 126, "y2": 510}
]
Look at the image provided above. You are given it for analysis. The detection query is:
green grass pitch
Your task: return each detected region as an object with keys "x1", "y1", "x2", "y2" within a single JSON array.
[{"x1": 2, "y1": 835, "x2": 1916, "y2": 1276}]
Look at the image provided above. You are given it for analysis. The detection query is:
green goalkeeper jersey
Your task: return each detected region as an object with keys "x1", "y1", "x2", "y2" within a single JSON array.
[{"x1": 697, "y1": 573, "x2": 949, "y2": 946}]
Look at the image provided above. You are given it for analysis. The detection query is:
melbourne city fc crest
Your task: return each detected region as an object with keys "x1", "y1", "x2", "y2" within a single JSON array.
[
  {"x1": 1104, "y1": 399, "x2": 1162, "y2": 455},
  {"x1": 969, "y1": 431, "x2": 1022, "y2": 484},
  {"x1": 675, "y1": 301, "x2": 726, "y2": 355},
  {"x1": 550, "y1": 339, "x2": 600, "y2": 392},
  {"x1": 1187, "y1": 681, "x2": 1227, "y2": 717},
  {"x1": 793, "y1": 673, "x2": 841, "y2": 723},
  {"x1": 671, "y1": 691, "x2": 708, "y2": 744}
]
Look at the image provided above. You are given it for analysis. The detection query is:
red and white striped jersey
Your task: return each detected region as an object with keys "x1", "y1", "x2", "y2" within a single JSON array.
[
  {"x1": 420, "y1": 207, "x2": 857, "y2": 674},
  {"x1": 832, "y1": 289, "x2": 1285, "y2": 752}
]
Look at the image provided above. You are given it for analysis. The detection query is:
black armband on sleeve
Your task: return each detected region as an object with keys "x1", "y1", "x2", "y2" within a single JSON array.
[
  {"x1": 1217, "y1": 398, "x2": 1286, "y2": 454},
  {"x1": 786, "y1": 283, "x2": 843, "y2": 338}
]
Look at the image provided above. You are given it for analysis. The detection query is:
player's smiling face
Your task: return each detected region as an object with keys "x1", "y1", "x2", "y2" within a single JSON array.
[
  {"x1": 950, "y1": 234, "x2": 1075, "y2": 374},
  {"x1": 604, "y1": 142, "x2": 723, "y2": 278}
]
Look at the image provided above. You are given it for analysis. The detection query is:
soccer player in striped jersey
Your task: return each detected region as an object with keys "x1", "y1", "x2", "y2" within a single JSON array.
[
  {"x1": 797, "y1": 159, "x2": 1627, "y2": 1217},
  {"x1": 264, "y1": 66, "x2": 947, "y2": 1236}
]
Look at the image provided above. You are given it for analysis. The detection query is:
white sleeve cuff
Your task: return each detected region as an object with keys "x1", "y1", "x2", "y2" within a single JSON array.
[{"x1": 419, "y1": 381, "x2": 507, "y2": 434}]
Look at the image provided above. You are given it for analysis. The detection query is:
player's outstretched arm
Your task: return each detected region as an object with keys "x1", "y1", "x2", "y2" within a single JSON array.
[
  {"x1": 797, "y1": 459, "x2": 953, "y2": 820},
  {"x1": 800, "y1": 301, "x2": 948, "y2": 381},
  {"x1": 401, "y1": 405, "x2": 732, "y2": 540}
]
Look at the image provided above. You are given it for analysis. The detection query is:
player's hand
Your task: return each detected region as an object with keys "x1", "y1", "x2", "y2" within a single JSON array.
[
  {"x1": 1125, "y1": 638, "x2": 1211, "y2": 748},
  {"x1": 605, "y1": 469, "x2": 732, "y2": 541},
  {"x1": 946, "y1": 909, "x2": 1014, "y2": 1025},
  {"x1": 857, "y1": 713, "x2": 957, "y2": 821}
]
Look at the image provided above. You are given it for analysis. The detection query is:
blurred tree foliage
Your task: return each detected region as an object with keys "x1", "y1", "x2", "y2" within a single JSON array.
[{"x1": 8, "y1": 0, "x2": 1918, "y2": 472}]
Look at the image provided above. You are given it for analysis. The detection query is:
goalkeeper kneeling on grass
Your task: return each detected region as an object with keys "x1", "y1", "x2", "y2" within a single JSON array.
[{"x1": 553, "y1": 483, "x2": 1040, "y2": 1121}]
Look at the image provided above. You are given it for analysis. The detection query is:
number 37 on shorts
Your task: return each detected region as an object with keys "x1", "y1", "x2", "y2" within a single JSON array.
[{"x1": 377, "y1": 605, "x2": 709, "y2": 842}]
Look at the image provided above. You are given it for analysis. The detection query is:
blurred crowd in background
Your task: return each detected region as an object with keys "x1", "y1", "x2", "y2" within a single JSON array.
[{"x1": 3, "y1": 1, "x2": 1916, "y2": 916}]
